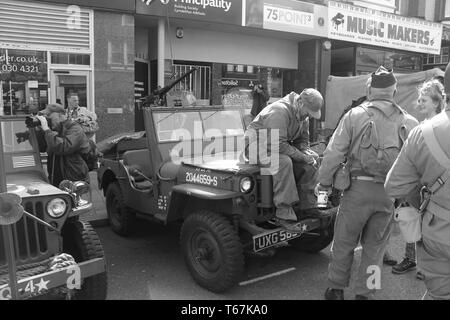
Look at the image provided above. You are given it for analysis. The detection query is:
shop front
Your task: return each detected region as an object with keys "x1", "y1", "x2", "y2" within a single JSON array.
[
  {"x1": 327, "y1": 1, "x2": 443, "y2": 76},
  {"x1": 135, "y1": 0, "x2": 329, "y2": 132},
  {"x1": 0, "y1": 0, "x2": 94, "y2": 118}
]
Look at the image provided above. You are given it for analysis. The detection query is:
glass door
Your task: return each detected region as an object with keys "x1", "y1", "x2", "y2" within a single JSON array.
[{"x1": 50, "y1": 70, "x2": 92, "y2": 111}]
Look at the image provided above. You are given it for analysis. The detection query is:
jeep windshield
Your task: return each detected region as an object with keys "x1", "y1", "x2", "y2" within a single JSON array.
[
  {"x1": 154, "y1": 109, "x2": 245, "y2": 143},
  {"x1": 1, "y1": 118, "x2": 33, "y2": 153}
]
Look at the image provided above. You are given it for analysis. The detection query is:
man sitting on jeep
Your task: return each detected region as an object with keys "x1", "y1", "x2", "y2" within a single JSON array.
[{"x1": 243, "y1": 89, "x2": 324, "y2": 231}]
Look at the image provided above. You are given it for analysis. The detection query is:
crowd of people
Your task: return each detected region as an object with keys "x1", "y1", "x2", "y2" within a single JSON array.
[{"x1": 245, "y1": 65, "x2": 450, "y2": 300}]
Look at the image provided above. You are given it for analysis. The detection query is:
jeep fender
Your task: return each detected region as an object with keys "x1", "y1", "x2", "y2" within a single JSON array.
[{"x1": 167, "y1": 184, "x2": 240, "y2": 222}]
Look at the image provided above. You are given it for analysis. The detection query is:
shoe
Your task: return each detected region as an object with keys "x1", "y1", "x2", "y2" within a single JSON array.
[
  {"x1": 355, "y1": 295, "x2": 369, "y2": 300},
  {"x1": 392, "y1": 258, "x2": 416, "y2": 274},
  {"x1": 416, "y1": 271, "x2": 425, "y2": 280},
  {"x1": 324, "y1": 288, "x2": 344, "y2": 300},
  {"x1": 383, "y1": 252, "x2": 397, "y2": 266}
]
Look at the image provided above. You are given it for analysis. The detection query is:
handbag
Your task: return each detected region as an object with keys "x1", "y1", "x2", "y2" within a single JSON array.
[{"x1": 333, "y1": 160, "x2": 351, "y2": 191}]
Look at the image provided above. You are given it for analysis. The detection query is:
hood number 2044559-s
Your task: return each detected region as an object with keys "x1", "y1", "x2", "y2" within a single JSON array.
[{"x1": 185, "y1": 172, "x2": 218, "y2": 186}]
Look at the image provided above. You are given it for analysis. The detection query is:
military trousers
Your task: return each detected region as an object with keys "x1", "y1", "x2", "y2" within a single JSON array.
[
  {"x1": 328, "y1": 180, "x2": 394, "y2": 298},
  {"x1": 417, "y1": 236, "x2": 450, "y2": 300}
]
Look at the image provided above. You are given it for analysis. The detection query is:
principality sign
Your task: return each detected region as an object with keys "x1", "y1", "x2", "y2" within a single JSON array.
[
  {"x1": 138, "y1": 0, "x2": 241, "y2": 26},
  {"x1": 245, "y1": 0, "x2": 327, "y2": 37},
  {"x1": 328, "y1": 1, "x2": 443, "y2": 55}
]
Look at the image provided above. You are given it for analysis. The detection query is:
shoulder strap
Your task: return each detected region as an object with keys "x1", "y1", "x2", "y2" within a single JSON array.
[
  {"x1": 422, "y1": 120, "x2": 450, "y2": 195},
  {"x1": 422, "y1": 121, "x2": 450, "y2": 168}
]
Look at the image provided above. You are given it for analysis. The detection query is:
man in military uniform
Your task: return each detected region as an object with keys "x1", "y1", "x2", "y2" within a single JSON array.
[
  {"x1": 317, "y1": 67, "x2": 418, "y2": 300},
  {"x1": 385, "y1": 63, "x2": 450, "y2": 300},
  {"x1": 244, "y1": 89, "x2": 324, "y2": 232}
]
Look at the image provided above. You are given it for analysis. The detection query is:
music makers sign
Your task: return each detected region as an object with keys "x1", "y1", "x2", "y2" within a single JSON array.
[
  {"x1": 328, "y1": 1, "x2": 443, "y2": 55},
  {"x1": 137, "y1": 0, "x2": 241, "y2": 25}
]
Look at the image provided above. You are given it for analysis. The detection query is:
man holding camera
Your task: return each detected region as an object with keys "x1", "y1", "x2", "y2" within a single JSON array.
[{"x1": 35, "y1": 104, "x2": 90, "y2": 187}]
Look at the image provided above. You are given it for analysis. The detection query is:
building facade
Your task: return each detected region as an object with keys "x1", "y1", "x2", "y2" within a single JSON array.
[{"x1": 0, "y1": 0, "x2": 446, "y2": 140}]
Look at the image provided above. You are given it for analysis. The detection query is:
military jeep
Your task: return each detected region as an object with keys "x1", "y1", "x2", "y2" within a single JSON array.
[
  {"x1": 97, "y1": 103, "x2": 337, "y2": 293},
  {"x1": 0, "y1": 116, "x2": 107, "y2": 300}
]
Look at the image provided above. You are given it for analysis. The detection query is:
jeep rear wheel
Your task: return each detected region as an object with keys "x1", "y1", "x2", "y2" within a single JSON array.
[
  {"x1": 180, "y1": 210, "x2": 244, "y2": 293},
  {"x1": 63, "y1": 220, "x2": 107, "y2": 300},
  {"x1": 106, "y1": 181, "x2": 135, "y2": 236},
  {"x1": 289, "y1": 215, "x2": 335, "y2": 253}
]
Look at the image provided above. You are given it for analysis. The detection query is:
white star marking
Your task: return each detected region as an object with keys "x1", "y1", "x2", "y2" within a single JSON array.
[
  {"x1": 301, "y1": 224, "x2": 308, "y2": 232},
  {"x1": 36, "y1": 278, "x2": 50, "y2": 293}
]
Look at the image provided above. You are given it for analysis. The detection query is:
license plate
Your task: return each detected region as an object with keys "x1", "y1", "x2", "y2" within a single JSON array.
[{"x1": 253, "y1": 229, "x2": 302, "y2": 252}]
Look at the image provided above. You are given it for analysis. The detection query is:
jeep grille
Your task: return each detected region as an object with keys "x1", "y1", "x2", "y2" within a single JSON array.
[{"x1": 0, "y1": 199, "x2": 49, "y2": 269}]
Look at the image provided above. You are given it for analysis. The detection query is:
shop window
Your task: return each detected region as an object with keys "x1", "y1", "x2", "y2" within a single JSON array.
[
  {"x1": 423, "y1": 47, "x2": 450, "y2": 66},
  {"x1": 1, "y1": 49, "x2": 48, "y2": 116},
  {"x1": 356, "y1": 47, "x2": 421, "y2": 73},
  {"x1": 51, "y1": 53, "x2": 90, "y2": 66}
]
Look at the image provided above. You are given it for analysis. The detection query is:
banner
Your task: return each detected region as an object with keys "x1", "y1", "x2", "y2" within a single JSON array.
[
  {"x1": 328, "y1": 1, "x2": 443, "y2": 55},
  {"x1": 245, "y1": 0, "x2": 327, "y2": 37},
  {"x1": 137, "y1": 0, "x2": 242, "y2": 26}
]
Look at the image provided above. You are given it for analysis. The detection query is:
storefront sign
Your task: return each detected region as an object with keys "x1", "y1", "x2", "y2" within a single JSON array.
[
  {"x1": 245, "y1": 0, "x2": 327, "y2": 37},
  {"x1": 0, "y1": 50, "x2": 47, "y2": 82},
  {"x1": 137, "y1": 0, "x2": 242, "y2": 25},
  {"x1": 328, "y1": 1, "x2": 443, "y2": 55}
]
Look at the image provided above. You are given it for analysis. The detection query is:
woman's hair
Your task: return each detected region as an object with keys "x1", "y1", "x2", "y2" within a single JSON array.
[{"x1": 418, "y1": 79, "x2": 445, "y2": 114}]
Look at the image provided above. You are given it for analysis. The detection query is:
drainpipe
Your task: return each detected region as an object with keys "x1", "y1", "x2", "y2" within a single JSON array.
[{"x1": 158, "y1": 17, "x2": 165, "y2": 88}]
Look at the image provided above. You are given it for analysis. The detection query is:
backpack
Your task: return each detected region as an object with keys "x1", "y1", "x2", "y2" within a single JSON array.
[
  {"x1": 82, "y1": 139, "x2": 99, "y2": 171},
  {"x1": 358, "y1": 101, "x2": 408, "y2": 179}
]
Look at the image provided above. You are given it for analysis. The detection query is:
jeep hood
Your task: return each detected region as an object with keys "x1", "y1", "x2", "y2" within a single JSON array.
[
  {"x1": 181, "y1": 152, "x2": 259, "y2": 174},
  {"x1": 6, "y1": 172, "x2": 67, "y2": 198}
]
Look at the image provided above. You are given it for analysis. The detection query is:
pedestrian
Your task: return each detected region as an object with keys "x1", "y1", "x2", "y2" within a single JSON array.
[
  {"x1": 385, "y1": 65, "x2": 450, "y2": 300},
  {"x1": 35, "y1": 104, "x2": 91, "y2": 187},
  {"x1": 243, "y1": 89, "x2": 324, "y2": 232},
  {"x1": 392, "y1": 79, "x2": 445, "y2": 278},
  {"x1": 317, "y1": 66, "x2": 419, "y2": 300},
  {"x1": 250, "y1": 84, "x2": 270, "y2": 118},
  {"x1": 67, "y1": 93, "x2": 99, "y2": 139}
]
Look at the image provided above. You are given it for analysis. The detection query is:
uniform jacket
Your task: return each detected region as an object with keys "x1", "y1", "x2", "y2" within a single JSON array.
[
  {"x1": 318, "y1": 99, "x2": 419, "y2": 186},
  {"x1": 385, "y1": 110, "x2": 450, "y2": 245},
  {"x1": 39, "y1": 120, "x2": 90, "y2": 186},
  {"x1": 246, "y1": 92, "x2": 311, "y2": 163}
]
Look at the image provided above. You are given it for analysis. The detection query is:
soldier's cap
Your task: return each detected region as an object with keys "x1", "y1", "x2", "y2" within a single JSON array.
[
  {"x1": 39, "y1": 103, "x2": 66, "y2": 116},
  {"x1": 299, "y1": 88, "x2": 323, "y2": 120},
  {"x1": 371, "y1": 66, "x2": 397, "y2": 89},
  {"x1": 445, "y1": 62, "x2": 450, "y2": 94}
]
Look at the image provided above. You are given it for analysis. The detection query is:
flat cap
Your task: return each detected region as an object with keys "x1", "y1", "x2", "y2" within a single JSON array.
[
  {"x1": 39, "y1": 104, "x2": 66, "y2": 116},
  {"x1": 300, "y1": 88, "x2": 323, "y2": 120}
]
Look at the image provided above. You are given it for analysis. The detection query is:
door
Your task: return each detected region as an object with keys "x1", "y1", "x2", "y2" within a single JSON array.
[{"x1": 50, "y1": 70, "x2": 92, "y2": 112}]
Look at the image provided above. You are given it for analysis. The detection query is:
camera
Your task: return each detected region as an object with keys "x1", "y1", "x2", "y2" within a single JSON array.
[{"x1": 25, "y1": 116, "x2": 51, "y2": 128}]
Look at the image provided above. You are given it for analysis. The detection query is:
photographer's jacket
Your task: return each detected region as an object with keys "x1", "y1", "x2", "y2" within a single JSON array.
[{"x1": 38, "y1": 120, "x2": 90, "y2": 186}]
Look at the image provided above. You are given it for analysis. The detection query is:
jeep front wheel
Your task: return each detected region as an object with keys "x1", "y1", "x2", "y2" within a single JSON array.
[
  {"x1": 105, "y1": 182, "x2": 135, "y2": 236},
  {"x1": 63, "y1": 220, "x2": 108, "y2": 300},
  {"x1": 180, "y1": 210, "x2": 244, "y2": 293}
]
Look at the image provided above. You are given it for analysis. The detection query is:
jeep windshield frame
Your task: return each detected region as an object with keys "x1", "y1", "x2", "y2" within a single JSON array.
[{"x1": 0, "y1": 115, "x2": 45, "y2": 177}]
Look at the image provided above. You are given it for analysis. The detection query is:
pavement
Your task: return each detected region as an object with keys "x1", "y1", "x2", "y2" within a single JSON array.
[{"x1": 80, "y1": 171, "x2": 109, "y2": 227}]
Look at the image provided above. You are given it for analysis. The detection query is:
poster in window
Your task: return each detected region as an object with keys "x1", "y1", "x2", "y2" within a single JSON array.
[{"x1": 0, "y1": 49, "x2": 48, "y2": 82}]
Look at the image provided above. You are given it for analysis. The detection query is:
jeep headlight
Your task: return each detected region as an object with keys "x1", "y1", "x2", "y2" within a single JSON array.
[
  {"x1": 47, "y1": 198, "x2": 67, "y2": 218},
  {"x1": 240, "y1": 177, "x2": 253, "y2": 193}
]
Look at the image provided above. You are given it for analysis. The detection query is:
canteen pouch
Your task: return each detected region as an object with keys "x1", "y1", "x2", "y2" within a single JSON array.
[
  {"x1": 333, "y1": 161, "x2": 351, "y2": 191},
  {"x1": 394, "y1": 206, "x2": 422, "y2": 243}
]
